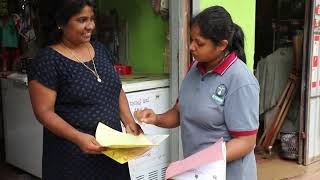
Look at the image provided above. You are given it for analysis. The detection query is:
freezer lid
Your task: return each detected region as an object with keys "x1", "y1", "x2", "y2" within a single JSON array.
[
  {"x1": 6, "y1": 73, "x2": 28, "y2": 84},
  {"x1": 121, "y1": 73, "x2": 169, "y2": 92},
  {"x1": 4, "y1": 73, "x2": 169, "y2": 92},
  {"x1": 122, "y1": 77, "x2": 169, "y2": 93}
]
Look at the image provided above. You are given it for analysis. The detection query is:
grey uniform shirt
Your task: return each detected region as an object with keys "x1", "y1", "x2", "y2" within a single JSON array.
[{"x1": 179, "y1": 52, "x2": 259, "y2": 180}]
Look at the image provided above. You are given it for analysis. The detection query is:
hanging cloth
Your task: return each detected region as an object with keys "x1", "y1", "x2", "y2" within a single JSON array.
[
  {"x1": 1, "y1": 16, "x2": 19, "y2": 48},
  {"x1": 256, "y1": 47, "x2": 293, "y2": 114}
]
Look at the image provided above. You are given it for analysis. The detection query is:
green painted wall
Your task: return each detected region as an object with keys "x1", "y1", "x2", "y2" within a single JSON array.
[
  {"x1": 200, "y1": 0, "x2": 256, "y2": 70},
  {"x1": 97, "y1": 0, "x2": 168, "y2": 73}
]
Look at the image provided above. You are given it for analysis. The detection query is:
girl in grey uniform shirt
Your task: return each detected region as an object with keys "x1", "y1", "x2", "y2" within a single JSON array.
[{"x1": 134, "y1": 6, "x2": 259, "y2": 180}]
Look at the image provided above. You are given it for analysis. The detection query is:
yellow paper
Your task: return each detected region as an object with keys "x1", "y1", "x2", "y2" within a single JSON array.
[
  {"x1": 95, "y1": 122, "x2": 168, "y2": 164},
  {"x1": 103, "y1": 146, "x2": 152, "y2": 164},
  {"x1": 95, "y1": 122, "x2": 153, "y2": 147}
]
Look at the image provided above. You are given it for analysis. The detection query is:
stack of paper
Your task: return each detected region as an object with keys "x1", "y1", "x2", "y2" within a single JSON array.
[
  {"x1": 95, "y1": 122, "x2": 168, "y2": 164},
  {"x1": 165, "y1": 138, "x2": 226, "y2": 180}
]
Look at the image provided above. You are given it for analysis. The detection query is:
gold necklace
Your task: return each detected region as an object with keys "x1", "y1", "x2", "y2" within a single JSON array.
[{"x1": 62, "y1": 42, "x2": 102, "y2": 83}]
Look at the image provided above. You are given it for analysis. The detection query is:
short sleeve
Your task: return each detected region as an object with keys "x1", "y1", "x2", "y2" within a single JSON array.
[
  {"x1": 224, "y1": 84, "x2": 260, "y2": 137},
  {"x1": 27, "y1": 49, "x2": 59, "y2": 90}
]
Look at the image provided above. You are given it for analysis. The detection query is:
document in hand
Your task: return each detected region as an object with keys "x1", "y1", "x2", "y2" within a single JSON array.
[
  {"x1": 165, "y1": 138, "x2": 226, "y2": 180},
  {"x1": 95, "y1": 122, "x2": 168, "y2": 164}
]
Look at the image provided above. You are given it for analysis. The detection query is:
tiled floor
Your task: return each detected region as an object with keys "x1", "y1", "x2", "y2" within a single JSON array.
[
  {"x1": 256, "y1": 152, "x2": 320, "y2": 180},
  {"x1": 0, "y1": 140, "x2": 39, "y2": 180},
  {"x1": 0, "y1": 163, "x2": 39, "y2": 180},
  {"x1": 1, "y1": 150, "x2": 320, "y2": 180}
]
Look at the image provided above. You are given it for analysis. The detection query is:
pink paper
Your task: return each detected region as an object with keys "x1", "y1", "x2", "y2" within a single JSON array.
[{"x1": 165, "y1": 138, "x2": 224, "y2": 180}]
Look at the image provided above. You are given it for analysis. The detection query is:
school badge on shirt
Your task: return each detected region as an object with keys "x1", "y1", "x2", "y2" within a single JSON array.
[{"x1": 212, "y1": 84, "x2": 227, "y2": 105}]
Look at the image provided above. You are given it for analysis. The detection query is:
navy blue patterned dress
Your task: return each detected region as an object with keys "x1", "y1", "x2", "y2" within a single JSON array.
[{"x1": 28, "y1": 41, "x2": 130, "y2": 180}]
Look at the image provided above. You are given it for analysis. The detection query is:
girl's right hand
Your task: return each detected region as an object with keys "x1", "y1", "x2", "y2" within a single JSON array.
[
  {"x1": 75, "y1": 132, "x2": 107, "y2": 154},
  {"x1": 134, "y1": 108, "x2": 157, "y2": 125}
]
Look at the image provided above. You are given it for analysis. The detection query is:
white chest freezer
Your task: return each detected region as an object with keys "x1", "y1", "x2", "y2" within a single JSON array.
[{"x1": 1, "y1": 73, "x2": 171, "y2": 180}]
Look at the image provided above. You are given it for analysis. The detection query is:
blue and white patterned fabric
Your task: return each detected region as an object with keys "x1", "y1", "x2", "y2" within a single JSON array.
[{"x1": 28, "y1": 41, "x2": 130, "y2": 180}]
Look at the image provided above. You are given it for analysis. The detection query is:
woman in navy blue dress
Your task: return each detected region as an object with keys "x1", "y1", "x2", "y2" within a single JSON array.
[{"x1": 28, "y1": 0, "x2": 142, "y2": 179}]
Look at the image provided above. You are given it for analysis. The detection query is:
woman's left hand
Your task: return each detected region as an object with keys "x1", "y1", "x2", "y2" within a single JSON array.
[{"x1": 125, "y1": 122, "x2": 144, "y2": 136}]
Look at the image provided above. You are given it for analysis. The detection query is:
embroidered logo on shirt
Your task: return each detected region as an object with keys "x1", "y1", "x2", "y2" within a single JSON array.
[
  {"x1": 216, "y1": 84, "x2": 227, "y2": 96},
  {"x1": 212, "y1": 84, "x2": 227, "y2": 105}
]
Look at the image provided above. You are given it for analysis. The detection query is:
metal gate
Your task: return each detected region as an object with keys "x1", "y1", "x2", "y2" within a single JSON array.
[{"x1": 303, "y1": 0, "x2": 320, "y2": 165}]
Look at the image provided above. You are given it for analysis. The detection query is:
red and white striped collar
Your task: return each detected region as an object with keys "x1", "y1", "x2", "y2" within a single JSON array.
[{"x1": 196, "y1": 52, "x2": 238, "y2": 75}]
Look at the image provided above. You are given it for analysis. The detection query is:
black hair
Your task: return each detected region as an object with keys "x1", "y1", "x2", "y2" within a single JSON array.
[
  {"x1": 39, "y1": 0, "x2": 95, "y2": 46},
  {"x1": 191, "y1": 6, "x2": 246, "y2": 63}
]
